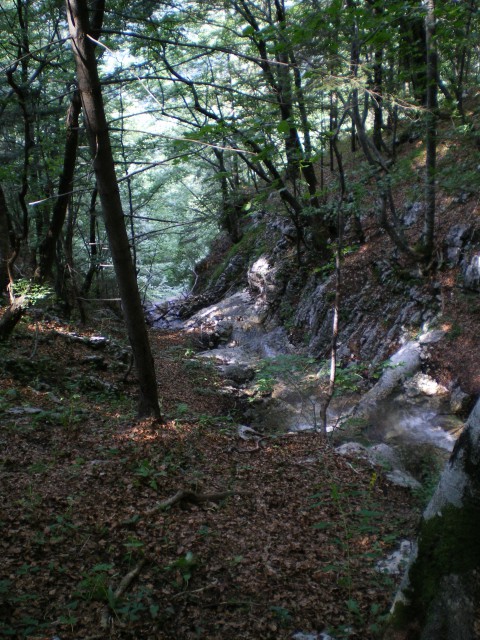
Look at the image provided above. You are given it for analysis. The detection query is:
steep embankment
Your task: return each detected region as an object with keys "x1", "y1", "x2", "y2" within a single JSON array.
[
  {"x1": 145, "y1": 136, "x2": 480, "y2": 498},
  {"x1": 158, "y1": 144, "x2": 480, "y2": 419}
]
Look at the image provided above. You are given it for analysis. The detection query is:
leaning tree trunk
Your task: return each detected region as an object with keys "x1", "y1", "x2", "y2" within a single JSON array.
[
  {"x1": 385, "y1": 399, "x2": 480, "y2": 640},
  {"x1": 0, "y1": 295, "x2": 29, "y2": 340},
  {"x1": 65, "y1": 0, "x2": 161, "y2": 419}
]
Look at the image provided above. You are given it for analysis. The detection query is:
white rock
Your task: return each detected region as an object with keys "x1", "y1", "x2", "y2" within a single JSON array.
[{"x1": 377, "y1": 540, "x2": 415, "y2": 575}]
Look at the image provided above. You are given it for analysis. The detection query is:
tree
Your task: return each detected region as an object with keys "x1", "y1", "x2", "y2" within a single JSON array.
[
  {"x1": 0, "y1": 185, "x2": 12, "y2": 297},
  {"x1": 34, "y1": 90, "x2": 82, "y2": 283},
  {"x1": 65, "y1": 0, "x2": 161, "y2": 418}
]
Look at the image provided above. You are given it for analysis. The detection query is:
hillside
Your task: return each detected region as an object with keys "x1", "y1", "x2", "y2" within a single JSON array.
[{"x1": 1, "y1": 117, "x2": 479, "y2": 639}]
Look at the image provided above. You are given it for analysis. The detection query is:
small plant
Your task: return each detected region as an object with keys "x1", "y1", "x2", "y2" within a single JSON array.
[
  {"x1": 11, "y1": 278, "x2": 54, "y2": 306},
  {"x1": 123, "y1": 536, "x2": 145, "y2": 565},
  {"x1": 75, "y1": 564, "x2": 114, "y2": 602},
  {"x1": 270, "y1": 605, "x2": 292, "y2": 627},
  {"x1": 133, "y1": 454, "x2": 177, "y2": 490},
  {"x1": 18, "y1": 484, "x2": 42, "y2": 513},
  {"x1": 254, "y1": 354, "x2": 317, "y2": 396},
  {"x1": 311, "y1": 481, "x2": 402, "y2": 636},
  {"x1": 175, "y1": 402, "x2": 190, "y2": 416},
  {"x1": 27, "y1": 461, "x2": 51, "y2": 474},
  {"x1": 134, "y1": 459, "x2": 161, "y2": 490},
  {"x1": 165, "y1": 551, "x2": 197, "y2": 588},
  {"x1": 48, "y1": 513, "x2": 78, "y2": 543}
]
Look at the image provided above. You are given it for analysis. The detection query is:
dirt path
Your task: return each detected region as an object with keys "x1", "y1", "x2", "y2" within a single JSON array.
[{"x1": 0, "y1": 322, "x2": 420, "y2": 639}]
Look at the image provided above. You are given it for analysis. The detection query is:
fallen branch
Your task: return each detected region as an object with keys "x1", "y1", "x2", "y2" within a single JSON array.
[
  {"x1": 147, "y1": 489, "x2": 251, "y2": 515},
  {"x1": 100, "y1": 559, "x2": 146, "y2": 629},
  {"x1": 171, "y1": 578, "x2": 219, "y2": 599}
]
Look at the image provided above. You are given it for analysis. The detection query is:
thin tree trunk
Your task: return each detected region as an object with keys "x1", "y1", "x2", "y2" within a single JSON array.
[
  {"x1": 82, "y1": 186, "x2": 99, "y2": 295},
  {"x1": 35, "y1": 91, "x2": 81, "y2": 282},
  {"x1": 421, "y1": 0, "x2": 437, "y2": 267},
  {"x1": 0, "y1": 186, "x2": 11, "y2": 296},
  {"x1": 454, "y1": 0, "x2": 475, "y2": 119},
  {"x1": 118, "y1": 88, "x2": 138, "y2": 272},
  {"x1": 372, "y1": 37, "x2": 384, "y2": 151},
  {"x1": 319, "y1": 137, "x2": 344, "y2": 435},
  {"x1": 65, "y1": 0, "x2": 161, "y2": 419},
  {"x1": 346, "y1": 0, "x2": 418, "y2": 261}
]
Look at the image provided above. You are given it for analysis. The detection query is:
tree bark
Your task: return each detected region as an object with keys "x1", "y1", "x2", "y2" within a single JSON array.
[
  {"x1": 420, "y1": 0, "x2": 437, "y2": 267},
  {"x1": 35, "y1": 90, "x2": 81, "y2": 282},
  {"x1": 0, "y1": 295, "x2": 29, "y2": 340},
  {"x1": 65, "y1": 0, "x2": 161, "y2": 419},
  {"x1": 82, "y1": 186, "x2": 99, "y2": 295},
  {"x1": 0, "y1": 185, "x2": 11, "y2": 297},
  {"x1": 385, "y1": 399, "x2": 480, "y2": 639}
]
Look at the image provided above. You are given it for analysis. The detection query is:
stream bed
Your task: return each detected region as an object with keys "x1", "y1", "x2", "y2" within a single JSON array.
[{"x1": 149, "y1": 289, "x2": 465, "y2": 482}]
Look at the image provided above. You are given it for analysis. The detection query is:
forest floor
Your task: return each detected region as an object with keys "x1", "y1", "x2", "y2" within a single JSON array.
[{"x1": 0, "y1": 317, "x2": 420, "y2": 640}]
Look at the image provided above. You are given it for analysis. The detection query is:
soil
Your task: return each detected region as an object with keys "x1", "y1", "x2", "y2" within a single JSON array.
[{"x1": 0, "y1": 319, "x2": 419, "y2": 640}]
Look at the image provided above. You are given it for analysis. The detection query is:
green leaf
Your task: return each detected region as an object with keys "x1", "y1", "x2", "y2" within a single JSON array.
[
  {"x1": 359, "y1": 509, "x2": 383, "y2": 518},
  {"x1": 92, "y1": 563, "x2": 113, "y2": 572},
  {"x1": 347, "y1": 598, "x2": 361, "y2": 614},
  {"x1": 277, "y1": 120, "x2": 291, "y2": 134},
  {"x1": 242, "y1": 25, "x2": 255, "y2": 36}
]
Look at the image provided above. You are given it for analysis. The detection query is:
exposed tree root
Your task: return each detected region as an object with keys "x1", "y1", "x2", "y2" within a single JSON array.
[
  {"x1": 100, "y1": 559, "x2": 146, "y2": 629},
  {"x1": 147, "y1": 489, "x2": 252, "y2": 515}
]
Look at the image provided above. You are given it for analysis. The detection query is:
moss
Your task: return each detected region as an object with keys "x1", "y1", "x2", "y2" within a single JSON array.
[
  {"x1": 389, "y1": 502, "x2": 480, "y2": 632},
  {"x1": 209, "y1": 223, "x2": 267, "y2": 285}
]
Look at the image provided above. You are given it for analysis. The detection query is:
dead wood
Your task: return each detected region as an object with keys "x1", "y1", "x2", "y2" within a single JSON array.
[
  {"x1": 147, "y1": 489, "x2": 252, "y2": 515},
  {"x1": 0, "y1": 294, "x2": 28, "y2": 340},
  {"x1": 100, "y1": 559, "x2": 146, "y2": 629}
]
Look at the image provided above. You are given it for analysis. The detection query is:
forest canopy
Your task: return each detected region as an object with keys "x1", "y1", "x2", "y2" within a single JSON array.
[{"x1": 0, "y1": 0, "x2": 478, "y2": 306}]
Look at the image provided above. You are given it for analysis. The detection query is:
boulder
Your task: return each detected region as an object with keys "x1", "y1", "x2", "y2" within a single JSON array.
[
  {"x1": 387, "y1": 398, "x2": 480, "y2": 639},
  {"x1": 402, "y1": 201, "x2": 424, "y2": 227},
  {"x1": 443, "y1": 223, "x2": 473, "y2": 264},
  {"x1": 336, "y1": 442, "x2": 422, "y2": 489},
  {"x1": 221, "y1": 363, "x2": 255, "y2": 384},
  {"x1": 461, "y1": 252, "x2": 480, "y2": 291},
  {"x1": 449, "y1": 384, "x2": 474, "y2": 415},
  {"x1": 353, "y1": 340, "x2": 423, "y2": 419}
]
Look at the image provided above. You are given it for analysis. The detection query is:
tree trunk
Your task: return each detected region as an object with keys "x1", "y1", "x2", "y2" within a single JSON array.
[
  {"x1": 0, "y1": 185, "x2": 11, "y2": 296},
  {"x1": 65, "y1": 0, "x2": 161, "y2": 419},
  {"x1": 385, "y1": 399, "x2": 480, "y2": 640},
  {"x1": 420, "y1": 0, "x2": 437, "y2": 267},
  {"x1": 35, "y1": 91, "x2": 81, "y2": 282},
  {"x1": 0, "y1": 295, "x2": 28, "y2": 340},
  {"x1": 82, "y1": 186, "x2": 99, "y2": 295}
]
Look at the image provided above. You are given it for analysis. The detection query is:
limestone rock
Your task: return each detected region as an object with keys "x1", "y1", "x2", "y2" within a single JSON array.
[
  {"x1": 404, "y1": 373, "x2": 448, "y2": 397},
  {"x1": 443, "y1": 223, "x2": 473, "y2": 264},
  {"x1": 336, "y1": 442, "x2": 422, "y2": 489},
  {"x1": 335, "y1": 442, "x2": 368, "y2": 458},
  {"x1": 385, "y1": 469, "x2": 422, "y2": 490},
  {"x1": 353, "y1": 340, "x2": 423, "y2": 418},
  {"x1": 377, "y1": 539, "x2": 415, "y2": 576},
  {"x1": 221, "y1": 363, "x2": 255, "y2": 384},
  {"x1": 449, "y1": 385, "x2": 473, "y2": 415},
  {"x1": 461, "y1": 252, "x2": 480, "y2": 291},
  {"x1": 402, "y1": 201, "x2": 423, "y2": 226}
]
